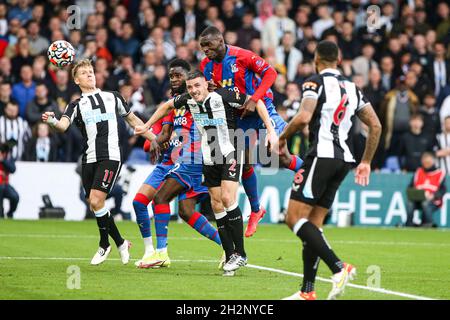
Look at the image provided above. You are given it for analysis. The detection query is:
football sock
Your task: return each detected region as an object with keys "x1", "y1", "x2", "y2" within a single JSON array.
[
  {"x1": 225, "y1": 202, "x2": 246, "y2": 258},
  {"x1": 301, "y1": 240, "x2": 320, "y2": 293},
  {"x1": 242, "y1": 166, "x2": 261, "y2": 213},
  {"x1": 153, "y1": 202, "x2": 170, "y2": 250},
  {"x1": 187, "y1": 211, "x2": 222, "y2": 246},
  {"x1": 288, "y1": 155, "x2": 304, "y2": 172},
  {"x1": 215, "y1": 211, "x2": 235, "y2": 261},
  {"x1": 94, "y1": 207, "x2": 110, "y2": 250},
  {"x1": 107, "y1": 212, "x2": 125, "y2": 247},
  {"x1": 133, "y1": 193, "x2": 153, "y2": 253},
  {"x1": 294, "y1": 219, "x2": 342, "y2": 274}
]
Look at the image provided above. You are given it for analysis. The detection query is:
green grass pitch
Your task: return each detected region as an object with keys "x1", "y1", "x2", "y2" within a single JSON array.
[{"x1": 0, "y1": 219, "x2": 449, "y2": 300}]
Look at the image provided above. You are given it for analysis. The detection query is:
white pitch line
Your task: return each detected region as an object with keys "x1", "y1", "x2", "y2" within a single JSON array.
[
  {"x1": 246, "y1": 264, "x2": 436, "y2": 301},
  {"x1": 0, "y1": 233, "x2": 449, "y2": 247},
  {"x1": 0, "y1": 256, "x2": 436, "y2": 300}
]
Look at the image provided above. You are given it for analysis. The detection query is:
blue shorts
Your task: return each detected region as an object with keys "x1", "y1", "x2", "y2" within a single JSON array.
[
  {"x1": 237, "y1": 105, "x2": 287, "y2": 146},
  {"x1": 166, "y1": 163, "x2": 208, "y2": 202},
  {"x1": 144, "y1": 163, "x2": 174, "y2": 190}
]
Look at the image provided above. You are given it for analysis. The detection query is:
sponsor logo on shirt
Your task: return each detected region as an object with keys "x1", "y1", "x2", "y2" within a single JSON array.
[
  {"x1": 193, "y1": 113, "x2": 224, "y2": 126},
  {"x1": 82, "y1": 109, "x2": 115, "y2": 125}
]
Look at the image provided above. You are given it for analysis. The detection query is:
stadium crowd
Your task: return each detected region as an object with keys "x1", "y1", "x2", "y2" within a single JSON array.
[{"x1": 0, "y1": 0, "x2": 449, "y2": 174}]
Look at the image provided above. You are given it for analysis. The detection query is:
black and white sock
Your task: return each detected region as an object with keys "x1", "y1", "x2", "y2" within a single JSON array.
[
  {"x1": 294, "y1": 219, "x2": 343, "y2": 274},
  {"x1": 107, "y1": 212, "x2": 125, "y2": 247},
  {"x1": 301, "y1": 240, "x2": 320, "y2": 293},
  {"x1": 215, "y1": 211, "x2": 235, "y2": 261},
  {"x1": 225, "y1": 202, "x2": 246, "y2": 258},
  {"x1": 94, "y1": 207, "x2": 110, "y2": 250}
]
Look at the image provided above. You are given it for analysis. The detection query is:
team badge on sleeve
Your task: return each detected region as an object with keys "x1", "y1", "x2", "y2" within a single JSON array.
[{"x1": 302, "y1": 81, "x2": 318, "y2": 91}]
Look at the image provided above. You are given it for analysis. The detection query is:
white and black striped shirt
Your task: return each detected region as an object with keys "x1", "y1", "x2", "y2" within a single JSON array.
[
  {"x1": 0, "y1": 115, "x2": 31, "y2": 160},
  {"x1": 301, "y1": 68, "x2": 370, "y2": 162},
  {"x1": 62, "y1": 89, "x2": 131, "y2": 164},
  {"x1": 173, "y1": 88, "x2": 247, "y2": 165},
  {"x1": 436, "y1": 132, "x2": 450, "y2": 174}
]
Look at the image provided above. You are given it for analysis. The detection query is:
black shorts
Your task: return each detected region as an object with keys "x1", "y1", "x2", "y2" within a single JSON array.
[
  {"x1": 82, "y1": 160, "x2": 122, "y2": 198},
  {"x1": 290, "y1": 156, "x2": 354, "y2": 209},
  {"x1": 202, "y1": 153, "x2": 243, "y2": 188}
]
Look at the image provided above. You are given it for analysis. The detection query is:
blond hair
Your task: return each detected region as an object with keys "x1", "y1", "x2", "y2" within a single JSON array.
[{"x1": 71, "y1": 59, "x2": 93, "y2": 79}]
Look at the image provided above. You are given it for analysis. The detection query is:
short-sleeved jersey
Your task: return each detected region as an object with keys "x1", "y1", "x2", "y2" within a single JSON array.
[
  {"x1": 160, "y1": 108, "x2": 202, "y2": 165},
  {"x1": 200, "y1": 45, "x2": 275, "y2": 117},
  {"x1": 173, "y1": 88, "x2": 248, "y2": 165},
  {"x1": 63, "y1": 89, "x2": 130, "y2": 164},
  {"x1": 301, "y1": 68, "x2": 370, "y2": 163}
]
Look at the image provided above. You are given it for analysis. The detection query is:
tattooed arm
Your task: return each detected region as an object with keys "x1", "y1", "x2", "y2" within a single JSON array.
[
  {"x1": 357, "y1": 104, "x2": 382, "y2": 163},
  {"x1": 355, "y1": 104, "x2": 382, "y2": 186}
]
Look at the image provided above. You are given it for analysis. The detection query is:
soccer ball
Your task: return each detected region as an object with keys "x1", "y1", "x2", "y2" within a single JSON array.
[{"x1": 47, "y1": 40, "x2": 75, "y2": 68}]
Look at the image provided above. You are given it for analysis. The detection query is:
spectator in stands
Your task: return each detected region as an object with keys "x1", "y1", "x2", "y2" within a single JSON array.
[
  {"x1": 51, "y1": 69, "x2": 78, "y2": 114},
  {"x1": 249, "y1": 38, "x2": 263, "y2": 58},
  {"x1": 294, "y1": 61, "x2": 314, "y2": 85},
  {"x1": 26, "y1": 82, "x2": 58, "y2": 127},
  {"x1": 12, "y1": 64, "x2": 36, "y2": 119},
  {"x1": 0, "y1": 83, "x2": 16, "y2": 116},
  {"x1": 204, "y1": 6, "x2": 220, "y2": 28},
  {"x1": 141, "y1": 26, "x2": 176, "y2": 62},
  {"x1": 399, "y1": 114, "x2": 434, "y2": 172},
  {"x1": 405, "y1": 152, "x2": 445, "y2": 228},
  {"x1": 0, "y1": 101, "x2": 30, "y2": 160},
  {"x1": 6, "y1": 18, "x2": 22, "y2": 47},
  {"x1": 312, "y1": 3, "x2": 334, "y2": 40},
  {"x1": 380, "y1": 55, "x2": 396, "y2": 92},
  {"x1": 352, "y1": 43, "x2": 379, "y2": 87},
  {"x1": 261, "y1": 2, "x2": 296, "y2": 51},
  {"x1": 411, "y1": 34, "x2": 431, "y2": 70},
  {"x1": 419, "y1": 92, "x2": 440, "y2": 139},
  {"x1": 113, "y1": 55, "x2": 134, "y2": 86},
  {"x1": 111, "y1": 22, "x2": 140, "y2": 64},
  {"x1": 129, "y1": 72, "x2": 154, "y2": 118},
  {"x1": 275, "y1": 32, "x2": 303, "y2": 82},
  {"x1": 23, "y1": 122, "x2": 58, "y2": 162},
  {"x1": 236, "y1": 10, "x2": 259, "y2": 50},
  {"x1": 281, "y1": 82, "x2": 301, "y2": 122},
  {"x1": 435, "y1": 116, "x2": 450, "y2": 174},
  {"x1": 0, "y1": 3, "x2": 8, "y2": 38},
  {"x1": 272, "y1": 73, "x2": 287, "y2": 108},
  {"x1": 31, "y1": 3, "x2": 44, "y2": 27},
  {"x1": 79, "y1": 39, "x2": 97, "y2": 61},
  {"x1": 220, "y1": 0, "x2": 240, "y2": 31},
  {"x1": 338, "y1": 21, "x2": 361, "y2": 61},
  {"x1": 429, "y1": 41, "x2": 450, "y2": 97},
  {"x1": 436, "y1": 2, "x2": 450, "y2": 41},
  {"x1": 0, "y1": 140, "x2": 19, "y2": 219},
  {"x1": 31, "y1": 55, "x2": 53, "y2": 90},
  {"x1": 138, "y1": 7, "x2": 156, "y2": 40},
  {"x1": 147, "y1": 64, "x2": 169, "y2": 105},
  {"x1": 9, "y1": 36, "x2": 34, "y2": 78},
  {"x1": 7, "y1": 0, "x2": 33, "y2": 25},
  {"x1": 94, "y1": 57, "x2": 118, "y2": 92},
  {"x1": 170, "y1": 0, "x2": 204, "y2": 42},
  {"x1": 27, "y1": 19, "x2": 49, "y2": 56},
  {"x1": 69, "y1": 30, "x2": 84, "y2": 62},
  {"x1": 0, "y1": 56, "x2": 15, "y2": 84},
  {"x1": 363, "y1": 68, "x2": 387, "y2": 116},
  {"x1": 381, "y1": 76, "x2": 420, "y2": 157}
]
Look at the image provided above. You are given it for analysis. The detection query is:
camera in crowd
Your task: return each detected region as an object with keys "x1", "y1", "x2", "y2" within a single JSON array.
[{"x1": 0, "y1": 139, "x2": 17, "y2": 153}]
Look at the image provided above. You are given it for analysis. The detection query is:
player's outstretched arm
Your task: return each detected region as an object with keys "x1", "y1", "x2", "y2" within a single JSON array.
[
  {"x1": 272, "y1": 97, "x2": 317, "y2": 154},
  {"x1": 42, "y1": 111, "x2": 70, "y2": 133},
  {"x1": 124, "y1": 111, "x2": 157, "y2": 141},
  {"x1": 355, "y1": 104, "x2": 382, "y2": 186},
  {"x1": 134, "y1": 99, "x2": 175, "y2": 135},
  {"x1": 255, "y1": 99, "x2": 277, "y2": 146}
]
